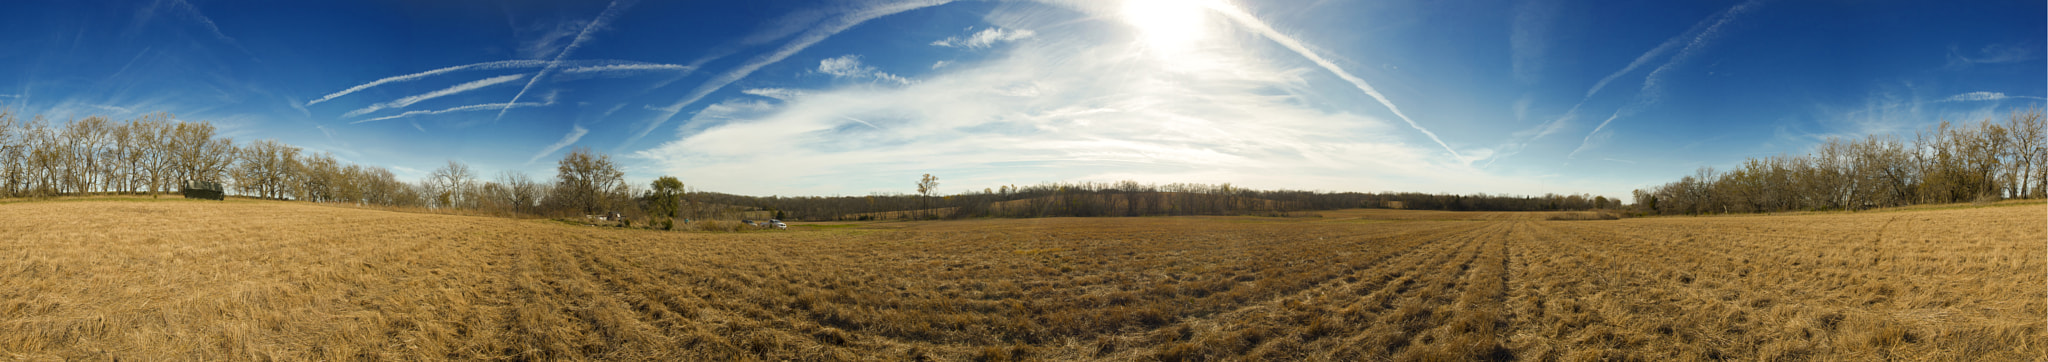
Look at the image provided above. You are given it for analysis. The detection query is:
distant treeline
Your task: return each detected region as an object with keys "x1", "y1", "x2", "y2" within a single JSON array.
[
  {"x1": 0, "y1": 109, "x2": 1625, "y2": 224},
  {"x1": 692, "y1": 181, "x2": 1620, "y2": 221},
  {"x1": 0, "y1": 110, "x2": 661, "y2": 221},
  {"x1": 1634, "y1": 108, "x2": 2044, "y2": 215}
]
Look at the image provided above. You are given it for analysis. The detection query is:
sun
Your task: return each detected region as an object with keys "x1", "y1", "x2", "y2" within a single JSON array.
[{"x1": 1121, "y1": 0, "x2": 1213, "y2": 53}]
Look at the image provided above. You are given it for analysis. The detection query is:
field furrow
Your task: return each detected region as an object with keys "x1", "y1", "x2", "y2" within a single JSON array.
[{"x1": 1, "y1": 201, "x2": 2040, "y2": 360}]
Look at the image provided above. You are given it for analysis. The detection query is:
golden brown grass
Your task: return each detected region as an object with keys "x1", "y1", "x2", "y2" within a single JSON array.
[{"x1": 1, "y1": 200, "x2": 2041, "y2": 360}]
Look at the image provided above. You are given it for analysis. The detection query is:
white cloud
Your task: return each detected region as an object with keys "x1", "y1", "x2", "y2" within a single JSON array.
[
  {"x1": 343, "y1": 74, "x2": 529, "y2": 118},
  {"x1": 1789, "y1": 83, "x2": 2028, "y2": 148},
  {"x1": 931, "y1": 60, "x2": 952, "y2": 69},
  {"x1": 930, "y1": 27, "x2": 1036, "y2": 49},
  {"x1": 633, "y1": 7, "x2": 1554, "y2": 198},
  {"x1": 742, "y1": 88, "x2": 805, "y2": 101},
  {"x1": 88, "y1": 104, "x2": 135, "y2": 115},
  {"x1": 1944, "y1": 91, "x2": 2006, "y2": 102},
  {"x1": 818, "y1": 55, "x2": 911, "y2": 85},
  {"x1": 1207, "y1": 2, "x2": 1465, "y2": 162},
  {"x1": 1939, "y1": 91, "x2": 2046, "y2": 103},
  {"x1": 529, "y1": 125, "x2": 591, "y2": 164},
  {"x1": 624, "y1": 0, "x2": 953, "y2": 150},
  {"x1": 817, "y1": 55, "x2": 868, "y2": 77},
  {"x1": 1947, "y1": 43, "x2": 2037, "y2": 69}
]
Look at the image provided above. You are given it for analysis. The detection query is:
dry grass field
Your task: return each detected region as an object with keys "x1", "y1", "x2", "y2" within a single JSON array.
[{"x1": 1, "y1": 199, "x2": 2042, "y2": 360}]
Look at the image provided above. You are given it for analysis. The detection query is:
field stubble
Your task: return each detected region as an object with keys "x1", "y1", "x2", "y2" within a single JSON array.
[{"x1": 0, "y1": 201, "x2": 2041, "y2": 360}]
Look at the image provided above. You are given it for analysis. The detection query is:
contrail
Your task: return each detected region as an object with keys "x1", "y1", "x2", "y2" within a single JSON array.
[
  {"x1": 529, "y1": 125, "x2": 591, "y2": 164},
  {"x1": 842, "y1": 116, "x2": 882, "y2": 129},
  {"x1": 351, "y1": 101, "x2": 549, "y2": 124},
  {"x1": 307, "y1": 59, "x2": 676, "y2": 106},
  {"x1": 1205, "y1": 1, "x2": 1464, "y2": 161},
  {"x1": 560, "y1": 63, "x2": 694, "y2": 75},
  {"x1": 1571, "y1": 0, "x2": 1759, "y2": 158},
  {"x1": 1487, "y1": 0, "x2": 1759, "y2": 166},
  {"x1": 497, "y1": 0, "x2": 641, "y2": 122},
  {"x1": 620, "y1": 0, "x2": 953, "y2": 150},
  {"x1": 343, "y1": 74, "x2": 528, "y2": 118},
  {"x1": 308, "y1": 60, "x2": 547, "y2": 106}
]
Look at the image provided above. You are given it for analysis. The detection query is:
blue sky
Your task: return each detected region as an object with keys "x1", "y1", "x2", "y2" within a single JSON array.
[{"x1": 2, "y1": 0, "x2": 2041, "y2": 200}]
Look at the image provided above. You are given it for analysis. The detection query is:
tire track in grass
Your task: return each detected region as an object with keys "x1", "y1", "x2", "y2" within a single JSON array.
[
  {"x1": 1539, "y1": 218, "x2": 2044, "y2": 360},
  {"x1": 1509, "y1": 221, "x2": 1710, "y2": 360},
  {"x1": 1554, "y1": 220, "x2": 2011, "y2": 318},
  {"x1": 1518, "y1": 219, "x2": 1996, "y2": 360},
  {"x1": 1106, "y1": 220, "x2": 1496, "y2": 360},
  {"x1": 1389, "y1": 221, "x2": 1515, "y2": 361},
  {"x1": 1323, "y1": 221, "x2": 1504, "y2": 360}
]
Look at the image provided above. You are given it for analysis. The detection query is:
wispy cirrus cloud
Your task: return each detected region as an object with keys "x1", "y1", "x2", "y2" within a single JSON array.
[
  {"x1": 1508, "y1": 0, "x2": 1558, "y2": 84},
  {"x1": 623, "y1": 0, "x2": 955, "y2": 150},
  {"x1": 498, "y1": 0, "x2": 641, "y2": 122},
  {"x1": 742, "y1": 88, "x2": 805, "y2": 101},
  {"x1": 529, "y1": 125, "x2": 590, "y2": 164},
  {"x1": 1939, "y1": 91, "x2": 2047, "y2": 103},
  {"x1": 342, "y1": 74, "x2": 529, "y2": 118},
  {"x1": 307, "y1": 59, "x2": 672, "y2": 106},
  {"x1": 129, "y1": 0, "x2": 250, "y2": 56},
  {"x1": 1571, "y1": 0, "x2": 1761, "y2": 158},
  {"x1": 631, "y1": 1, "x2": 1594, "y2": 198},
  {"x1": 930, "y1": 27, "x2": 1035, "y2": 48},
  {"x1": 1488, "y1": 1, "x2": 1759, "y2": 166},
  {"x1": 1945, "y1": 43, "x2": 2037, "y2": 69},
  {"x1": 88, "y1": 104, "x2": 135, "y2": 114},
  {"x1": 352, "y1": 101, "x2": 550, "y2": 124}
]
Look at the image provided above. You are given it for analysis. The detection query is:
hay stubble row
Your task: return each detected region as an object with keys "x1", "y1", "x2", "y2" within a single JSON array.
[{"x1": 1, "y1": 200, "x2": 2040, "y2": 360}]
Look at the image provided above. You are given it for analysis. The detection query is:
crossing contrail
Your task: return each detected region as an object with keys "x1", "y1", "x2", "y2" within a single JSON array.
[{"x1": 497, "y1": 0, "x2": 641, "y2": 122}]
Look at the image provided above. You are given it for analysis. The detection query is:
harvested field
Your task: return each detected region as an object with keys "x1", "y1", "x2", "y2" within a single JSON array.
[{"x1": 1, "y1": 200, "x2": 2042, "y2": 360}]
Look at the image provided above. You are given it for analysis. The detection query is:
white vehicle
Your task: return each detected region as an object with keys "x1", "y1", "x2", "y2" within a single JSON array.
[{"x1": 743, "y1": 219, "x2": 789, "y2": 230}]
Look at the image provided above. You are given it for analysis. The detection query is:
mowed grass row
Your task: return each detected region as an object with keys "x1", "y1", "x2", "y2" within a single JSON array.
[
  {"x1": 1523, "y1": 208, "x2": 2045, "y2": 361},
  {"x1": 1, "y1": 200, "x2": 2041, "y2": 360},
  {"x1": 0, "y1": 200, "x2": 1476, "y2": 360}
]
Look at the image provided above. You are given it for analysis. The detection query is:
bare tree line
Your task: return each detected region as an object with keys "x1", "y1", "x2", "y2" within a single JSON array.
[
  {"x1": 682, "y1": 179, "x2": 1618, "y2": 222},
  {"x1": 3, "y1": 109, "x2": 1631, "y2": 225},
  {"x1": 0, "y1": 110, "x2": 636, "y2": 219},
  {"x1": 1635, "y1": 108, "x2": 2045, "y2": 215}
]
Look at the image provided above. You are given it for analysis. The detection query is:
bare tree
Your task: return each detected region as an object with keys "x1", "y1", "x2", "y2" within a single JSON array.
[
  {"x1": 0, "y1": 109, "x2": 19, "y2": 197},
  {"x1": 234, "y1": 139, "x2": 298, "y2": 199},
  {"x1": 499, "y1": 170, "x2": 542, "y2": 215},
  {"x1": 430, "y1": 160, "x2": 475, "y2": 209},
  {"x1": 916, "y1": 173, "x2": 939, "y2": 219},
  {"x1": 2002, "y1": 107, "x2": 2044, "y2": 198}
]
